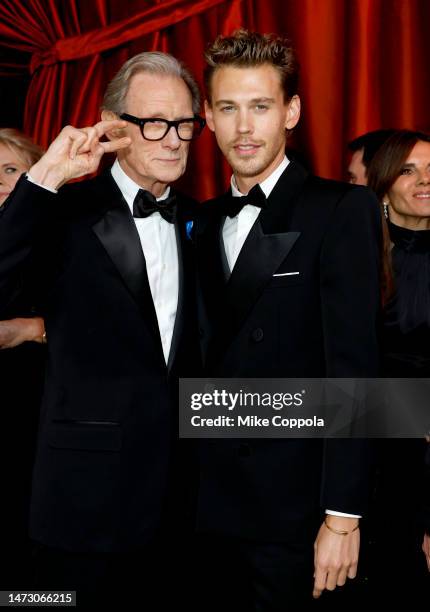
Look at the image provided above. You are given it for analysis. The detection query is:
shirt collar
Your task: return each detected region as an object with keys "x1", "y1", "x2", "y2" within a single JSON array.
[
  {"x1": 230, "y1": 155, "x2": 289, "y2": 198},
  {"x1": 111, "y1": 159, "x2": 170, "y2": 211}
]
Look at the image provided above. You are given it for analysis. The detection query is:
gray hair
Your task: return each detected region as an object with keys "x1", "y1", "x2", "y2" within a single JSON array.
[
  {"x1": 102, "y1": 51, "x2": 201, "y2": 115},
  {"x1": 0, "y1": 128, "x2": 44, "y2": 168}
]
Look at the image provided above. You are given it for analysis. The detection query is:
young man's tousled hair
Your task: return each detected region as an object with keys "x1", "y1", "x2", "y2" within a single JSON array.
[{"x1": 204, "y1": 29, "x2": 299, "y2": 104}]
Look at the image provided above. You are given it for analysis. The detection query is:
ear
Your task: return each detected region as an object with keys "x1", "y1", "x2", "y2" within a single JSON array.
[
  {"x1": 204, "y1": 100, "x2": 215, "y2": 133},
  {"x1": 285, "y1": 95, "x2": 300, "y2": 130},
  {"x1": 101, "y1": 109, "x2": 126, "y2": 141}
]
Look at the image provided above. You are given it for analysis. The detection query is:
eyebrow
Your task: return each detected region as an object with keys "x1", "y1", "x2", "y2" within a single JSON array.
[
  {"x1": 1, "y1": 162, "x2": 18, "y2": 168},
  {"x1": 214, "y1": 97, "x2": 275, "y2": 107},
  {"x1": 136, "y1": 113, "x2": 195, "y2": 121}
]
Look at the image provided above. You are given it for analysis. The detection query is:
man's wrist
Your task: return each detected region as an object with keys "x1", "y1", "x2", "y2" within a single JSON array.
[
  {"x1": 324, "y1": 514, "x2": 360, "y2": 532},
  {"x1": 27, "y1": 317, "x2": 46, "y2": 342},
  {"x1": 28, "y1": 160, "x2": 65, "y2": 191}
]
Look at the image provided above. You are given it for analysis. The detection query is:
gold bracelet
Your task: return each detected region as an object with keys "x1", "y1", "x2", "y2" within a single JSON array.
[{"x1": 324, "y1": 518, "x2": 359, "y2": 536}]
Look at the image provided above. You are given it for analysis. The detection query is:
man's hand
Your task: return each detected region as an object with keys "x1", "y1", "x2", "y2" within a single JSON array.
[
  {"x1": 0, "y1": 317, "x2": 45, "y2": 349},
  {"x1": 423, "y1": 533, "x2": 430, "y2": 572},
  {"x1": 29, "y1": 120, "x2": 131, "y2": 190},
  {"x1": 312, "y1": 516, "x2": 360, "y2": 599}
]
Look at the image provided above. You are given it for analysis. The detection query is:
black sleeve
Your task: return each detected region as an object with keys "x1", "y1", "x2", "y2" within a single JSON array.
[
  {"x1": 320, "y1": 185, "x2": 381, "y2": 377},
  {"x1": 0, "y1": 175, "x2": 57, "y2": 317},
  {"x1": 319, "y1": 185, "x2": 381, "y2": 514}
]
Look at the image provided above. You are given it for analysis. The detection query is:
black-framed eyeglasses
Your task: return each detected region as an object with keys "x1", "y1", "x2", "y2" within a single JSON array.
[{"x1": 120, "y1": 113, "x2": 206, "y2": 141}]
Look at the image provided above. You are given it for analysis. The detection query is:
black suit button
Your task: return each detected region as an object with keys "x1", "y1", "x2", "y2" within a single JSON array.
[
  {"x1": 238, "y1": 443, "x2": 251, "y2": 457},
  {"x1": 251, "y1": 328, "x2": 264, "y2": 343}
]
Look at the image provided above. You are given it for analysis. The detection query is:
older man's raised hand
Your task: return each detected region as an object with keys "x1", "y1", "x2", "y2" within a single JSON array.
[{"x1": 29, "y1": 120, "x2": 131, "y2": 190}]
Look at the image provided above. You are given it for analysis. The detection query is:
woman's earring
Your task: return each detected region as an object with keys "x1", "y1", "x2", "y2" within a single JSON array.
[{"x1": 383, "y1": 201, "x2": 389, "y2": 219}]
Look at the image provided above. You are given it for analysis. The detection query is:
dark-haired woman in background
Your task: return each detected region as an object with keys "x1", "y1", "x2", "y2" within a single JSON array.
[{"x1": 366, "y1": 130, "x2": 430, "y2": 600}]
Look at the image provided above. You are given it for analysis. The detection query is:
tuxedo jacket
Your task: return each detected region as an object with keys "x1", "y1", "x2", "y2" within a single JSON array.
[
  {"x1": 0, "y1": 172, "x2": 201, "y2": 553},
  {"x1": 425, "y1": 444, "x2": 430, "y2": 534},
  {"x1": 194, "y1": 161, "x2": 381, "y2": 541}
]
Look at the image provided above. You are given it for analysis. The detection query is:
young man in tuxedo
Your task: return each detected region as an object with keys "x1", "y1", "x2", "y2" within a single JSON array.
[
  {"x1": 0, "y1": 52, "x2": 204, "y2": 606},
  {"x1": 193, "y1": 30, "x2": 381, "y2": 609}
]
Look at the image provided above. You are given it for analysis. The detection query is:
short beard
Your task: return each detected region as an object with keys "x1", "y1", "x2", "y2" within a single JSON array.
[{"x1": 226, "y1": 153, "x2": 268, "y2": 179}]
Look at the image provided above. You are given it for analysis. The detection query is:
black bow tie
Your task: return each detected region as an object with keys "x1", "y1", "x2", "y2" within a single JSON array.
[
  {"x1": 224, "y1": 183, "x2": 267, "y2": 218},
  {"x1": 133, "y1": 189, "x2": 177, "y2": 224}
]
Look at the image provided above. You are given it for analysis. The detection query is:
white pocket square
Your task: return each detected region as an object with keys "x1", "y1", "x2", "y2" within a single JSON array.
[{"x1": 273, "y1": 271, "x2": 300, "y2": 277}]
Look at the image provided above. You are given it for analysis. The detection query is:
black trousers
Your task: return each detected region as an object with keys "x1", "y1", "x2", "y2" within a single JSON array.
[
  {"x1": 0, "y1": 344, "x2": 45, "y2": 591},
  {"x1": 32, "y1": 535, "x2": 191, "y2": 610},
  {"x1": 192, "y1": 532, "x2": 317, "y2": 611}
]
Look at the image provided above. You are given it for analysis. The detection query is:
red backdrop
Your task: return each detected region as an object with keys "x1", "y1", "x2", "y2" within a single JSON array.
[{"x1": 1, "y1": 0, "x2": 430, "y2": 200}]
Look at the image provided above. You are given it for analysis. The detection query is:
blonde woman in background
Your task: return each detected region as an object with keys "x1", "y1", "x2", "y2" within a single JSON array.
[
  {"x1": 0, "y1": 128, "x2": 49, "y2": 588},
  {"x1": 0, "y1": 128, "x2": 45, "y2": 347}
]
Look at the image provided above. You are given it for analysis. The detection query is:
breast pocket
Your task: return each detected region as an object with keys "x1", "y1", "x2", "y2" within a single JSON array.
[
  {"x1": 47, "y1": 420, "x2": 122, "y2": 452},
  {"x1": 269, "y1": 271, "x2": 304, "y2": 288}
]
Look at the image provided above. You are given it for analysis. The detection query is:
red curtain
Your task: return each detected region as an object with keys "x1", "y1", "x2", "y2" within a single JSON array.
[{"x1": 1, "y1": 0, "x2": 429, "y2": 201}]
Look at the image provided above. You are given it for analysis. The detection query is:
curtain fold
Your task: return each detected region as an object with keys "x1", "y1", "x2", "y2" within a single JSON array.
[
  {"x1": 1, "y1": 0, "x2": 429, "y2": 201},
  {"x1": 28, "y1": 0, "x2": 227, "y2": 72}
]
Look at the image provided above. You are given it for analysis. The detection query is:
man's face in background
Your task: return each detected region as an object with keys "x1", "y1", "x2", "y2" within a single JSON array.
[{"x1": 347, "y1": 148, "x2": 367, "y2": 185}]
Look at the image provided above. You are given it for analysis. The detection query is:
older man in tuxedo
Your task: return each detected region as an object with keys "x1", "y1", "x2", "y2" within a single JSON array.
[
  {"x1": 193, "y1": 30, "x2": 381, "y2": 610},
  {"x1": 0, "y1": 51, "x2": 204, "y2": 606}
]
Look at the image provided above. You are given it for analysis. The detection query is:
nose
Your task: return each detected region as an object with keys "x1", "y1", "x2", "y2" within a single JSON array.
[
  {"x1": 237, "y1": 109, "x2": 253, "y2": 134},
  {"x1": 162, "y1": 125, "x2": 181, "y2": 148},
  {"x1": 417, "y1": 170, "x2": 430, "y2": 185}
]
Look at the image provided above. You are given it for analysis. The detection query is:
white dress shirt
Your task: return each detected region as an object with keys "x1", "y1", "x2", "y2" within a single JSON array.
[
  {"x1": 111, "y1": 160, "x2": 178, "y2": 364},
  {"x1": 222, "y1": 157, "x2": 360, "y2": 520},
  {"x1": 223, "y1": 156, "x2": 289, "y2": 272}
]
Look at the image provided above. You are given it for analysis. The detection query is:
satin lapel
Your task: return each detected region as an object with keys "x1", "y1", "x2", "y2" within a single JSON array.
[
  {"x1": 91, "y1": 174, "x2": 162, "y2": 348},
  {"x1": 219, "y1": 218, "x2": 231, "y2": 280},
  {"x1": 224, "y1": 222, "x2": 300, "y2": 336},
  {"x1": 167, "y1": 217, "x2": 185, "y2": 372},
  {"x1": 221, "y1": 161, "x2": 309, "y2": 342},
  {"x1": 196, "y1": 204, "x2": 228, "y2": 323}
]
